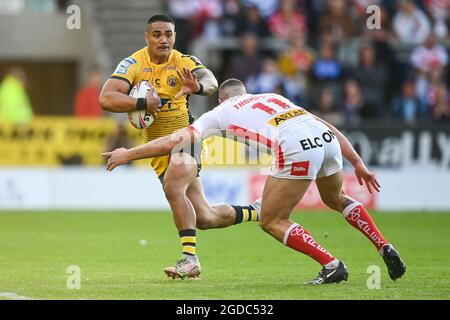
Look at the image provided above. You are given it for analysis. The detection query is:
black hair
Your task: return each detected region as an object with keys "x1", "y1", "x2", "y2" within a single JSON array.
[{"x1": 147, "y1": 14, "x2": 175, "y2": 26}]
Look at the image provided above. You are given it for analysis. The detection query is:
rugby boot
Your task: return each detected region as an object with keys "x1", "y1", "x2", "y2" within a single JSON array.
[
  {"x1": 164, "y1": 257, "x2": 201, "y2": 280},
  {"x1": 308, "y1": 261, "x2": 348, "y2": 284},
  {"x1": 381, "y1": 244, "x2": 406, "y2": 281}
]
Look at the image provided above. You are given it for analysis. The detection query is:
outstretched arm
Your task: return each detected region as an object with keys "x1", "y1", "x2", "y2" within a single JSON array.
[
  {"x1": 102, "y1": 127, "x2": 196, "y2": 171},
  {"x1": 175, "y1": 67, "x2": 218, "y2": 99},
  {"x1": 312, "y1": 114, "x2": 381, "y2": 193},
  {"x1": 192, "y1": 68, "x2": 219, "y2": 96}
]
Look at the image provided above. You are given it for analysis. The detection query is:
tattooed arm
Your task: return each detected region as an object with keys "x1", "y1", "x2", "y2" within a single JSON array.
[
  {"x1": 192, "y1": 68, "x2": 219, "y2": 96},
  {"x1": 175, "y1": 67, "x2": 218, "y2": 99}
]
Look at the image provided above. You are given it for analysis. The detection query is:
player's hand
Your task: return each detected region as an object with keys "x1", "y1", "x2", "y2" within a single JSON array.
[
  {"x1": 175, "y1": 67, "x2": 200, "y2": 99},
  {"x1": 101, "y1": 147, "x2": 130, "y2": 172},
  {"x1": 354, "y1": 162, "x2": 381, "y2": 194},
  {"x1": 146, "y1": 90, "x2": 161, "y2": 119}
]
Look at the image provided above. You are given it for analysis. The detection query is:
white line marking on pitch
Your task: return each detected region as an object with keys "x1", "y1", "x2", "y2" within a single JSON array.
[{"x1": 0, "y1": 292, "x2": 34, "y2": 300}]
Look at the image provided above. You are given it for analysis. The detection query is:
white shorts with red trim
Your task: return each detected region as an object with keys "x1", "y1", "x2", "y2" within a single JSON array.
[{"x1": 271, "y1": 118, "x2": 343, "y2": 180}]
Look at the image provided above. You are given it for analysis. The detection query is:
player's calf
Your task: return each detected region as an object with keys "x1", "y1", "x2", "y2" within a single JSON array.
[{"x1": 342, "y1": 201, "x2": 388, "y2": 251}]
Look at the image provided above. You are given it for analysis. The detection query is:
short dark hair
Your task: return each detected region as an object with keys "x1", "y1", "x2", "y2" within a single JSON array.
[
  {"x1": 219, "y1": 78, "x2": 245, "y2": 92},
  {"x1": 147, "y1": 14, "x2": 175, "y2": 26},
  {"x1": 219, "y1": 78, "x2": 246, "y2": 100}
]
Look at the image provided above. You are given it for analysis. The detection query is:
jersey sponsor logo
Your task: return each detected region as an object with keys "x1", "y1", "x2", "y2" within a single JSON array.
[
  {"x1": 160, "y1": 98, "x2": 176, "y2": 110},
  {"x1": 167, "y1": 75, "x2": 178, "y2": 87},
  {"x1": 268, "y1": 109, "x2": 308, "y2": 127},
  {"x1": 300, "y1": 137, "x2": 323, "y2": 151},
  {"x1": 322, "y1": 130, "x2": 336, "y2": 142},
  {"x1": 299, "y1": 130, "x2": 336, "y2": 151},
  {"x1": 167, "y1": 66, "x2": 176, "y2": 70},
  {"x1": 143, "y1": 68, "x2": 152, "y2": 72},
  {"x1": 114, "y1": 57, "x2": 137, "y2": 75},
  {"x1": 291, "y1": 161, "x2": 309, "y2": 176}
]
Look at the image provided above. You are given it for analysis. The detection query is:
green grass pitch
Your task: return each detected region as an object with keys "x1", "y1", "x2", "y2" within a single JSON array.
[{"x1": 0, "y1": 211, "x2": 449, "y2": 300}]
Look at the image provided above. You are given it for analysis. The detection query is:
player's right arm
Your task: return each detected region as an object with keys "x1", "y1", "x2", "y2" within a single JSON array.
[
  {"x1": 100, "y1": 56, "x2": 139, "y2": 113},
  {"x1": 99, "y1": 78, "x2": 136, "y2": 113},
  {"x1": 312, "y1": 114, "x2": 381, "y2": 193},
  {"x1": 100, "y1": 54, "x2": 162, "y2": 117},
  {"x1": 99, "y1": 78, "x2": 161, "y2": 118}
]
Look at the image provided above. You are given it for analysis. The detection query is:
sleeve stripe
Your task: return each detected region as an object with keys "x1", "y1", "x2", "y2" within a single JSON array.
[
  {"x1": 111, "y1": 76, "x2": 132, "y2": 87},
  {"x1": 191, "y1": 66, "x2": 206, "y2": 72}
]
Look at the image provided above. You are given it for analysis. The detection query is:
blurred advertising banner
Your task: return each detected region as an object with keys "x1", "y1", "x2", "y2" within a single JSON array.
[
  {"x1": 0, "y1": 169, "x2": 51, "y2": 209},
  {"x1": 201, "y1": 168, "x2": 250, "y2": 206},
  {"x1": 342, "y1": 125, "x2": 450, "y2": 170},
  {"x1": 0, "y1": 117, "x2": 147, "y2": 166},
  {"x1": 1, "y1": 168, "x2": 450, "y2": 211},
  {"x1": 1, "y1": 119, "x2": 449, "y2": 169}
]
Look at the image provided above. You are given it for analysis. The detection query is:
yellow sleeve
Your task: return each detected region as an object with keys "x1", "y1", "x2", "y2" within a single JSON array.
[
  {"x1": 181, "y1": 55, "x2": 206, "y2": 73},
  {"x1": 111, "y1": 57, "x2": 138, "y2": 86}
]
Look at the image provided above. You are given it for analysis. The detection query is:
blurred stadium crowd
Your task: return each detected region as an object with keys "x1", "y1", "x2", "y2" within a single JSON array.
[
  {"x1": 165, "y1": 0, "x2": 450, "y2": 126},
  {"x1": 1, "y1": 0, "x2": 450, "y2": 129}
]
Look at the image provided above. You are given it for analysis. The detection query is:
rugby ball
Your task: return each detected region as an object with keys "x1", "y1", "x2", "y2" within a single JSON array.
[{"x1": 128, "y1": 81, "x2": 157, "y2": 129}]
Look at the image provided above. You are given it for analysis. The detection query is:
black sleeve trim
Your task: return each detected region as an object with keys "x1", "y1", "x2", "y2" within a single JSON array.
[
  {"x1": 194, "y1": 83, "x2": 204, "y2": 95},
  {"x1": 191, "y1": 66, "x2": 206, "y2": 73},
  {"x1": 111, "y1": 76, "x2": 132, "y2": 87}
]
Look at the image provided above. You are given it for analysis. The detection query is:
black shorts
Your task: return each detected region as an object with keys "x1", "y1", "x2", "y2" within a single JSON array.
[{"x1": 157, "y1": 140, "x2": 203, "y2": 184}]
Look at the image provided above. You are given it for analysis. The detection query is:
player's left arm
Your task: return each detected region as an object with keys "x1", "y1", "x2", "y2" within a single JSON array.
[
  {"x1": 175, "y1": 67, "x2": 218, "y2": 99},
  {"x1": 311, "y1": 114, "x2": 381, "y2": 193},
  {"x1": 191, "y1": 68, "x2": 218, "y2": 96},
  {"x1": 102, "y1": 128, "x2": 198, "y2": 171}
]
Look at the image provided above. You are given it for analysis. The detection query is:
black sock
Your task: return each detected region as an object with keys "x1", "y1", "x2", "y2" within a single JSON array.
[{"x1": 232, "y1": 205, "x2": 259, "y2": 224}]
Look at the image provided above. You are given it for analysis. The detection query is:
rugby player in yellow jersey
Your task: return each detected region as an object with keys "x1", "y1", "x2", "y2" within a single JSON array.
[{"x1": 99, "y1": 15, "x2": 260, "y2": 279}]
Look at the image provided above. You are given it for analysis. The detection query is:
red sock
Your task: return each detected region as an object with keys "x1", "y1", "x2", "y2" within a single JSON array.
[
  {"x1": 343, "y1": 203, "x2": 387, "y2": 251},
  {"x1": 284, "y1": 224, "x2": 335, "y2": 266}
]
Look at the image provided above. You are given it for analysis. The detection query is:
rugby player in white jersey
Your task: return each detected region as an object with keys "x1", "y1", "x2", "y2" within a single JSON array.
[{"x1": 103, "y1": 79, "x2": 406, "y2": 284}]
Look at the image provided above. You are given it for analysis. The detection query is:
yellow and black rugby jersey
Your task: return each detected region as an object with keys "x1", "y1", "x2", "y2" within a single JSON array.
[
  {"x1": 111, "y1": 48, "x2": 205, "y2": 140},
  {"x1": 111, "y1": 48, "x2": 206, "y2": 177}
]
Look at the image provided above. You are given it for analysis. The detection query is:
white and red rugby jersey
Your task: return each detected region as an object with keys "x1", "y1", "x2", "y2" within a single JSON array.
[{"x1": 189, "y1": 93, "x2": 313, "y2": 151}]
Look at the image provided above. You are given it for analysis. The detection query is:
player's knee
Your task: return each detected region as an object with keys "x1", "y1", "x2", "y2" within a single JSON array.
[
  {"x1": 321, "y1": 195, "x2": 343, "y2": 212},
  {"x1": 162, "y1": 181, "x2": 184, "y2": 202},
  {"x1": 196, "y1": 215, "x2": 213, "y2": 230},
  {"x1": 259, "y1": 217, "x2": 277, "y2": 235}
]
